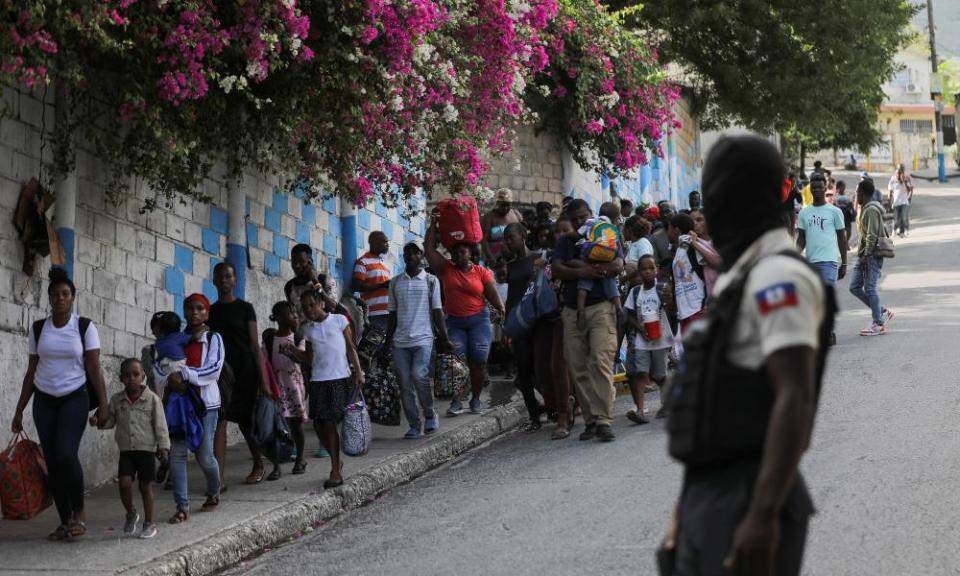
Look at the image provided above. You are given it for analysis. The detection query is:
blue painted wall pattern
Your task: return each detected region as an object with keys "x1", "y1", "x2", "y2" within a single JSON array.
[{"x1": 159, "y1": 186, "x2": 426, "y2": 314}]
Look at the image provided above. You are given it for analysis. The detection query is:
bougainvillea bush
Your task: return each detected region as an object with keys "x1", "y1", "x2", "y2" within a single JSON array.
[
  {"x1": 1, "y1": 0, "x2": 557, "y2": 207},
  {"x1": 1, "y1": 0, "x2": 677, "y2": 207},
  {"x1": 525, "y1": 0, "x2": 680, "y2": 175}
]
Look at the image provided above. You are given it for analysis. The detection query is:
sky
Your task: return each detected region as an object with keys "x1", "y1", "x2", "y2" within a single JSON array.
[{"x1": 912, "y1": 0, "x2": 960, "y2": 60}]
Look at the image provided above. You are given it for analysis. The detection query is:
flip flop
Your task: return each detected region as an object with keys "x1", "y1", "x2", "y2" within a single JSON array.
[
  {"x1": 551, "y1": 427, "x2": 571, "y2": 440},
  {"x1": 168, "y1": 510, "x2": 189, "y2": 524},
  {"x1": 47, "y1": 524, "x2": 71, "y2": 541},
  {"x1": 67, "y1": 520, "x2": 87, "y2": 538},
  {"x1": 245, "y1": 467, "x2": 265, "y2": 485}
]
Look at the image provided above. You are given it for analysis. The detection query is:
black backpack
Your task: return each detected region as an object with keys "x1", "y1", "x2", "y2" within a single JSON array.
[
  {"x1": 666, "y1": 251, "x2": 837, "y2": 469},
  {"x1": 33, "y1": 317, "x2": 99, "y2": 412}
]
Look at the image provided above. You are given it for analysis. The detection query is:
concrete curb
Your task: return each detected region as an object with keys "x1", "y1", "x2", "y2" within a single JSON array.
[{"x1": 122, "y1": 399, "x2": 526, "y2": 576}]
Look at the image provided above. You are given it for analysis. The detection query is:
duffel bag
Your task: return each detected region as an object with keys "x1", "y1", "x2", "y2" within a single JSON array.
[{"x1": 0, "y1": 432, "x2": 51, "y2": 520}]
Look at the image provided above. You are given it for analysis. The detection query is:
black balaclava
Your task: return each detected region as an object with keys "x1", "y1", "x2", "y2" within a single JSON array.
[{"x1": 702, "y1": 136, "x2": 786, "y2": 270}]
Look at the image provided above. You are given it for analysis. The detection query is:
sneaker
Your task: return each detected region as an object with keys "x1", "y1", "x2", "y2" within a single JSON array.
[
  {"x1": 859, "y1": 323, "x2": 886, "y2": 337},
  {"x1": 595, "y1": 424, "x2": 616, "y2": 442},
  {"x1": 579, "y1": 423, "x2": 597, "y2": 441},
  {"x1": 447, "y1": 400, "x2": 465, "y2": 417},
  {"x1": 315, "y1": 447, "x2": 330, "y2": 458},
  {"x1": 469, "y1": 398, "x2": 485, "y2": 414},
  {"x1": 138, "y1": 522, "x2": 157, "y2": 539},
  {"x1": 424, "y1": 416, "x2": 440, "y2": 435},
  {"x1": 404, "y1": 427, "x2": 422, "y2": 440},
  {"x1": 881, "y1": 308, "x2": 894, "y2": 324},
  {"x1": 123, "y1": 511, "x2": 140, "y2": 536}
]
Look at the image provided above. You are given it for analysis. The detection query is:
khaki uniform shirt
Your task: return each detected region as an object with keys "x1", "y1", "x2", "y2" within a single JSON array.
[{"x1": 710, "y1": 229, "x2": 824, "y2": 370}]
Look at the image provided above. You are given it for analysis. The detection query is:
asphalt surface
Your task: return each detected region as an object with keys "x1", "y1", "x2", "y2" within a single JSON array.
[{"x1": 224, "y1": 177, "x2": 960, "y2": 576}]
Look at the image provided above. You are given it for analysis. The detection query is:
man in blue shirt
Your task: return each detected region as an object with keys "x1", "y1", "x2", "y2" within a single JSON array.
[{"x1": 797, "y1": 172, "x2": 848, "y2": 287}]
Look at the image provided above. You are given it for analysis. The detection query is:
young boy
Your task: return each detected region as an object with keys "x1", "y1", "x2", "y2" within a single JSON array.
[
  {"x1": 623, "y1": 255, "x2": 674, "y2": 423},
  {"x1": 570, "y1": 201, "x2": 624, "y2": 329},
  {"x1": 96, "y1": 358, "x2": 170, "y2": 539}
]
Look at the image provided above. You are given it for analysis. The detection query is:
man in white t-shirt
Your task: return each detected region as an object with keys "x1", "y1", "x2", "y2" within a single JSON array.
[{"x1": 887, "y1": 164, "x2": 914, "y2": 238}]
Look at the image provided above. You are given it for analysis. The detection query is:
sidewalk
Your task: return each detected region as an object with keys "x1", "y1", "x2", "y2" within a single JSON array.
[{"x1": 0, "y1": 380, "x2": 524, "y2": 576}]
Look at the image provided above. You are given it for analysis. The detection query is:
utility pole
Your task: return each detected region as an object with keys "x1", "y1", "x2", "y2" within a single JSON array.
[{"x1": 927, "y1": 0, "x2": 947, "y2": 182}]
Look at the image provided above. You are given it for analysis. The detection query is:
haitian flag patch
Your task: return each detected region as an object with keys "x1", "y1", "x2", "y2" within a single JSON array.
[{"x1": 754, "y1": 282, "x2": 798, "y2": 316}]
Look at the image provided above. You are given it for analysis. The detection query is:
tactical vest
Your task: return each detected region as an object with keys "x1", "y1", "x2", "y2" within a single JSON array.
[{"x1": 667, "y1": 251, "x2": 837, "y2": 471}]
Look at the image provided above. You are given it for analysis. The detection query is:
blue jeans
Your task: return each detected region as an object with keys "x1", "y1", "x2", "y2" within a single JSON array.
[
  {"x1": 849, "y1": 256, "x2": 884, "y2": 324},
  {"x1": 894, "y1": 204, "x2": 910, "y2": 235},
  {"x1": 811, "y1": 261, "x2": 839, "y2": 287},
  {"x1": 171, "y1": 409, "x2": 220, "y2": 511},
  {"x1": 446, "y1": 310, "x2": 492, "y2": 363},
  {"x1": 393, "y1": 343, "x2": 435, "y2": 429}
]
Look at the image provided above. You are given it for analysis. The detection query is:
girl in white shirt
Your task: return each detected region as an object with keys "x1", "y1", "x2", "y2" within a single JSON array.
[{"x1": 287, "y1": 290, "x2": 364, "y2": 489}]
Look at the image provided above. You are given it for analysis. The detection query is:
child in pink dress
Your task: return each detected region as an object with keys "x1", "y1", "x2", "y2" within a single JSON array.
[{"x1": 263, "y1": 301, "x2": 308, "y2": 477}]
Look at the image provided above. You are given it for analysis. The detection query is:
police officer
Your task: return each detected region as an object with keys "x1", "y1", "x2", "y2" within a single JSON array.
[{"x1": 662, "y1": 135, "x2": 834, "y2": 576}]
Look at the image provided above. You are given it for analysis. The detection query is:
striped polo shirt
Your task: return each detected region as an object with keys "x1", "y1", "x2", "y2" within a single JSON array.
[
  {"x1": 387, "y1": 270, "x2": 442, "y2": 348},
  {"x1": 353, "y1": 252, "x2": 391, "y2": 316}
]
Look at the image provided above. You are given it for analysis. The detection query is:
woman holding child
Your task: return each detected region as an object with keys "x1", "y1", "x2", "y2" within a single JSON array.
[{"x1": 156, "y1": 293, "x2": 224, "y2": 523}]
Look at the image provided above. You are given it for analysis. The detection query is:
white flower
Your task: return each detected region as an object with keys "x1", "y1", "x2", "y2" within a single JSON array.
[
  {"x1": 391, "y1": 95, "x2": 404, "y2": 111},
  {"x1": 538, "y1": 84, "x2": 550, "y2": 97},
  {"x1": 246, "y1": 61, "x2": 265, "y2": 78},
  {"x1": 219, "y1": 75, "x2": 237, "y2": 93},
  {"x1": 511, "y1": 71, "x2": 526, "y2": 94},
  {"x1": 442, "y1": 103, "x2": 459, "y2": 122},
  {"x1": 414, "y1": 43, "x2": 435, "y2": 64},
  {"x1": 599, "y1": 91, "x2": 620, "y2": 109}
]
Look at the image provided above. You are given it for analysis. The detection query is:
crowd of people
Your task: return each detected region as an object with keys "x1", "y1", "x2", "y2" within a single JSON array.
[{"x1": 8, "y1": 146, "x2": 909, "y2": 552}]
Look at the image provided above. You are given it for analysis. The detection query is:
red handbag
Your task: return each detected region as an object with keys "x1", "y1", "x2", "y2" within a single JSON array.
[{"x1": 0, "y1": 432, "x2": 51, "y2": 520}]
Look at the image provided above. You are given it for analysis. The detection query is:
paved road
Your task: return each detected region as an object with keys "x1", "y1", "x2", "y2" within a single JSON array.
[{"x1": 226, "y1": 178, "x2": 960, "y2": 576}]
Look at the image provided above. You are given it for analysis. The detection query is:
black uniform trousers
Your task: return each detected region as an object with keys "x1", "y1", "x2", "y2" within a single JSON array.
[{"x1": 676, "y1": 462, "x2": 814, "y2": 576}]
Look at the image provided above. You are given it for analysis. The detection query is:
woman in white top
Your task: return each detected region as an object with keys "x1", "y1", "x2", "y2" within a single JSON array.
[{"x1": 12, "y1": 268, "x2": 109, "y2": 541}]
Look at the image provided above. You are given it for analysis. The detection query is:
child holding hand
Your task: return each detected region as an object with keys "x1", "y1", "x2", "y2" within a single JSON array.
[{"x1": 95, "y1": 358, "x2": 170, "y2": 539}]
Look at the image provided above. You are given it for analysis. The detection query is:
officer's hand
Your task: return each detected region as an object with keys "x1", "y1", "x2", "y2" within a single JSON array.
[{"x1": 724, "y1": 512, "x2": 778, "y2": 576}]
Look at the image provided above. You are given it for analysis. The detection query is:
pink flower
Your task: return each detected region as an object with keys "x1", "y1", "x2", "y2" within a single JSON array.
[
  {"x1": 586, "y1": 119, "x2": 604, "y2": 134},
  {"x1": 360, "y1": 25, "x2": 379, "y2": 44},
  {"x1": 552, "y1": 85, "x2": 568, "y2": 98}
]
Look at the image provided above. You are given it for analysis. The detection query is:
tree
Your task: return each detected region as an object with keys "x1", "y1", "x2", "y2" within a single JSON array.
[{"x1": 610, "y1": 0, "x2": 918, "y2": 151}]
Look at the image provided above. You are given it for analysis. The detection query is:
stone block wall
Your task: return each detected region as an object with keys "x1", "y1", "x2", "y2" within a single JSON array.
[
  {"x1": 0, "y1": 85, "x2": 424, "y2": 488},
  {"x1": 484, "y1": 94, "x2": 703, "y2": 215}
]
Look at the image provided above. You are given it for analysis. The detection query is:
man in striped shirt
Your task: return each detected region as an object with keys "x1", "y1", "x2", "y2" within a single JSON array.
[{"x1": 352, "y1": 231, "x2": 391, "y2": 330}]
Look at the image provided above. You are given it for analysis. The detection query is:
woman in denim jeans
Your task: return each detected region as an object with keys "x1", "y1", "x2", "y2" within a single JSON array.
[
  {"x1": 425, "y1": 217, "x2": 505, "y2": 416},
  {"x1": 157, "y1": 293, "x2": 223, "y2": 523}
]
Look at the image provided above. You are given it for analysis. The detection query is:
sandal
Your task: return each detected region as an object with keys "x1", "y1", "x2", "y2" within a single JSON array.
[
  {"x1": 168, "y1": 510, "x2": 189, "y2": 524},
  {"x1": 47, "y1": 524, "x2": 71, "y2": 541},
  {"x1": 67, "y1": 520, "x2": 86, "y2": 538},
  {"x1": 292, "y1": 461, "x2": 307, "y2": 475},
  {"x1": 244, "y1": 466, "x2": 265, "y2": 485},
  {"x1": 551, "y1": 427, "x2": 571, "y2": 440},
  {"x1": 201, "y1": 495, "x2": 219, "y2": 512},
  {"x1": 266, "y1": 467, "x2": 282, "y2": 481},
  {"x1": 323, "y1": 478, "x2": 344, "y2": 489}
]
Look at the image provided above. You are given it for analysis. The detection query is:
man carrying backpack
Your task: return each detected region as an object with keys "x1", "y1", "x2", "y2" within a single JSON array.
[{"x1": 661, "y1": 136, "x2": 835, "y2": 576}]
